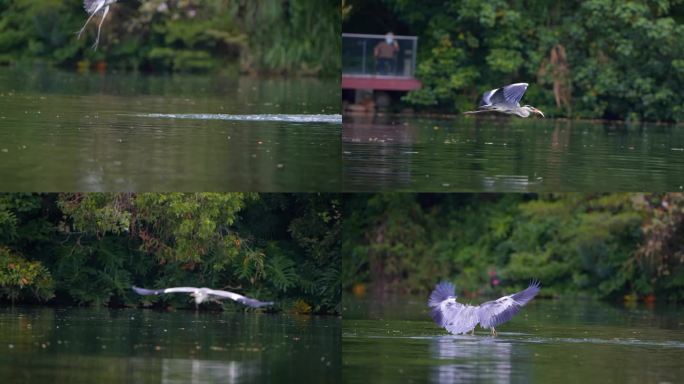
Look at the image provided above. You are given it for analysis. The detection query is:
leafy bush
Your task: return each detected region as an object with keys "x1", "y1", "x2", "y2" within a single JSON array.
[
  {"x1": 0, "y1": 193, "x2": 340, "y2": 314},
  {"x1": 0, "y1": 247, "x2": 54, "y2": 303},
  {"x1": 343, "y1": 193, "x2": 684, "y2": 301},
  {"x1": 354, "y1": 0, "x2": 684, "y2": 121},
  {"x1": 0, "y1": 0, "x2": 340, "y2": 76}
]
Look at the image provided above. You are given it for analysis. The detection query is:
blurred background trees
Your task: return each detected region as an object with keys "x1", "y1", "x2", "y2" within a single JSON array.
[
  {"x1": 343, "y1": 193, "x2": 684, "y2": 302},
  {"x1": 0, "y1": 0, "x2": 340, "y2": 76},
  {"x1": 343, "y1": 0, "x2": 684, "y2": 121},
  {"x1": 0, "y1": 193, "x2": 340, "y2": 314}
]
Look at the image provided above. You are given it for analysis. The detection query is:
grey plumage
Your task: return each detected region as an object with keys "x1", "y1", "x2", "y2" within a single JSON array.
[
  {"x1": 132, "y1": 286, "x2": 274, "y2": 309},
  {"x1": 465, "y1": 83, "x2": 545, "y2": 118},
  {"x1": 428, "y1": 280, "x2": 540, "y2": 336}
]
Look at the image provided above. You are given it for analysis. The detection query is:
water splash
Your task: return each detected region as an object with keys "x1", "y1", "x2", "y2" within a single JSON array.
[{"x1": 132, "y1": 113, "x2": 342, "y2": 124}]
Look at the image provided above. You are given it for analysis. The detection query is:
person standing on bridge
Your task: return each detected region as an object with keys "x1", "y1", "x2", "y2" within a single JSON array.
[{"x1": 374, "y1": 32, "x2": 399, "y2": 75}]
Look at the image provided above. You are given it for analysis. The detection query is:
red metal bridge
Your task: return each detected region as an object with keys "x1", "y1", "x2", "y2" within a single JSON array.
[{"x1": 342, "y1": 33, "x2": 421, "y2": 101}]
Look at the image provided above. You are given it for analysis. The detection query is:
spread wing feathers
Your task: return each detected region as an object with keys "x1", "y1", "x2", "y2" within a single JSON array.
[
  {"x1": 132, "y1": 286, "x2": 197, "y2": 295},
  {"x1": 164, "y1": 287, "x2": 201, "y2": 294},
  {"x1": 428, "y1": 282, "x2": 456, "y2": 326},
  {"x1": 481, "y1": 83, "x2": 529, "y2": 107},
  {"x1": 131, "y1": 286, "x2": 164, "y2": 295},
  {"x1": 428, "y1": 282, "x2": 478, "y2": 333},
  {"x1": 205, "y1": 289, "x2": 274, "y2": 308},
  {"x1": 479, "y1": 89, "x2": 496, "y2": 107},
  {"x1": 442, "y1": 303, "x2": 480, "y2": 334},
  {"x1": 428, "y1": 281, "x2": 456, "y2": 308},
  {"x1": 477, "y1": 280, "x2": 540, "y2": 329}
]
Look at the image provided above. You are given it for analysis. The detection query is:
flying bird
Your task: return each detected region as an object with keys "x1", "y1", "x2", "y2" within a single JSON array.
[
  {"x1": 132, "y1": 286, "x2": 274, "y2": 309},
  {"x1": 428, "y1": 280, "x2": 540, "y2": 336},
  {"x1": 77, "y1": 0, "x2": 118, "y2": 50},
  {"x1": 463, "y1": 83, "x2": 545, "y2": 118}
]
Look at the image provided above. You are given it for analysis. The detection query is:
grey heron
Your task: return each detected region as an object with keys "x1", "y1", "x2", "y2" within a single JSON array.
[
  {"x1": 77, "y1": 0, "x2": 118, "y2": 50},
  {"x1": 428, "y1": 280, "x2": 540, "y2": 336},
  {"x1": 132, "y1": 286, "x2": 275, "y2": 309},
  {"x1": 463, "y1": 83, "x2": 545, "y2": 118}
]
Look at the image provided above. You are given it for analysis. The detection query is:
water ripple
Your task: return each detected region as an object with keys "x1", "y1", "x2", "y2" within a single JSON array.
[{"x1": 133, "y1": 113, "x2": 342, "y2": 124}]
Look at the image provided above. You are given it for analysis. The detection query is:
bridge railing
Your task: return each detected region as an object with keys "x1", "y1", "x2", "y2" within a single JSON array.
[{"x1": 342, "y1": 33, "x2": 418, "y2": 77}]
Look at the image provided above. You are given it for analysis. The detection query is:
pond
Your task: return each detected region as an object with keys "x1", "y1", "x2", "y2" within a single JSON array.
[
  {"x1": 0, "y1": 307, "x2": 340, "y2": 384},
  {"x1": 343, "y1": 294, "x2": 684, "y2": 383},
  {"x1": 343, "y1": 115, "x2": 684, "y2": 192},
  {"x1": 0, "y1": 67, "x2": 341, "y2": 191}
]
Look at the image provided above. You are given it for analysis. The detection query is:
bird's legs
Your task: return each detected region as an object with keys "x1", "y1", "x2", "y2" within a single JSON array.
[
  {"x1": 470, "y1": 328, "x2": 475, "y2": 336},
  {"x1": 490, "y1": 328, "x2": 498, "y2": 337},
  {"x1": 92, "y1": 6, "x2": 110, "y2": 50},
  {"x1": 77, "y1": 2, "x2": 105, "y2": 40}
]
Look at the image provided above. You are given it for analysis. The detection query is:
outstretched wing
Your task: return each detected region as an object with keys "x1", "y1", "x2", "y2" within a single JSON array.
[
  {"x1": 428, "y1": 282, "x2": 479, "y2": 334},
  {"x1": 479, "y1": 89, "x2": 497, "y2": 107},
  {"x1": 428, "y1": 281, "x2": 456, "y2": 308},
  {"x1": 132, "y1": 286, "x2": 197, "y2": 295},
  {"x1": 487, "y1": 83, "x2": 529, "y2": 107},
  {"x1": 477, "y1": 280, "x2": 540, "y2": 328},
  {"x1": 206, "y1": 289, "x2": 274, "y2": 308},
  {"x1": 428, "y1": 281, "x2": 456, "y2": 326}
]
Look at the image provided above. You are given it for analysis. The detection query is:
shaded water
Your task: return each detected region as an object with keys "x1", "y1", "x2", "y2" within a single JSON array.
[
  {"x1": 343, "y1": 115, "x2": 684, "y2": 192},
  {"x1": 0, "y1": 68, "x2": 340, "y2": 191},
  {"x1": 0, "y1": 307, "x2": 340, "y2": 384},
  {"x1": 343, "y1": 294, "x2": 684, "y2": 383}
]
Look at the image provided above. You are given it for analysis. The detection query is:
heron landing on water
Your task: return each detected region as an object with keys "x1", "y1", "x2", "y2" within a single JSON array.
[
  {"x1": 428, "y1": 280, "x2": 540, "y2": 336},
  {"x1": 77, "y1": 0, "x2": 118, "y2": 50},
  {"x1": 132, "y1": 286, "x2": 275, "y2": 310},
  {"x1": 463, "y1": 83, "x2": 545, "y2": 118}
]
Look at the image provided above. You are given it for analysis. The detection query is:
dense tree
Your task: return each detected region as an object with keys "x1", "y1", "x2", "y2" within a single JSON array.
[
  {"x1": 0, "y1": 0, "x2": 340, "y2": 76},
  {"x1": 345, "y1": 0, "x2": 684, "y2": 121},
  {"x1": 0, "y1": 193, "x2": 340, "y2": 314},
  {"x1": 343, "y1": 193, "x2": 684, "y2": 302}
]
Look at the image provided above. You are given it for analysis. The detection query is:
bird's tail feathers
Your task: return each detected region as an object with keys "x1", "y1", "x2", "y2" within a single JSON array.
[{"x1": 428, "y1": 281, "x2": 456, "y2": 307}]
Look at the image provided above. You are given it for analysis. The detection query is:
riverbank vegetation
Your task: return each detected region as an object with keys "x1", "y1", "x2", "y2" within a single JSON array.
[
  {"x1": 0, "y1": 0, "x2": 340, "y2": 76},
  {"x1": 343, "y1": 0, "x2": 684, "y2": 121},
  {"x1": 0, "y1": 193, "x2": 340, "y2": 314},
  {"x1": 343, "y1": 193, "x2": 684, "y2": 302}
]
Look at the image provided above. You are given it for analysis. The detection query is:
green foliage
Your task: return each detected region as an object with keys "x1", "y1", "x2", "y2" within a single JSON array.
[
  {"x1": 0, "y1": 247, "x2": 54, "y2": 303},
  {"x1": 376, "y1": 0, "x2": 684, "y2": 121},
  {"x1": 0, "y1": 0, "x2": 340, "y2": 76},
  {"x1": 0, "y1": 193, "x2": 340, "y2": 314},
  {"x1": 238, "y1": 194, "x2": 341, "y2": 313},
  {"x1": 343, "y1": 193, "x2": 684, "y2": 301}
]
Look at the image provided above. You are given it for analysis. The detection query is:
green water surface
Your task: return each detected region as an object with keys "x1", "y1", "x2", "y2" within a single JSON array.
[
  {"x1": 0, "y1": 68, "x2": 340, "y2": 191},
  {"x1": 0, "y1": 307, "x2": 340, "y2": 384},
  {"x1": 343, "y1": 294, "x2": 684, "y2": 383},
  {"x1": 343, "y1": 115, "x2": 684, "y2": 192}
]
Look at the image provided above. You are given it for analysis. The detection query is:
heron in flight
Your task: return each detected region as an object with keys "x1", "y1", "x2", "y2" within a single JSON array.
[
  {"x1": 463, "y1": 83, "x2": 545, "y2": 118},
  {"x1": 428, "y1": 280, "x2": 540, "y2": 336},
  {"x1": 77, "y1": 0, "x2": 118, "y2": 50},
  {"x1": 132, "y1": 286, "x2": 274, "y2": 309}
]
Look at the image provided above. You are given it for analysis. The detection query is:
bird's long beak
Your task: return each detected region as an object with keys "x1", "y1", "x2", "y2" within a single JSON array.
[{"x1": 535, "y1": 108, "x2": 545, "y2": 118}]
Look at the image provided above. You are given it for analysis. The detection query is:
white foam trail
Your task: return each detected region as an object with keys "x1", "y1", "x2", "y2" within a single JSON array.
[{"x1": 132, "y1": 113, "x2": 341, "y2": 124}]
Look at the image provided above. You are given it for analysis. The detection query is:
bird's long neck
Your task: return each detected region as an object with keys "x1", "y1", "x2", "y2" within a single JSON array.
[{"x1": 518, "y1": 107, "x2": 532, "y2": 117}]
